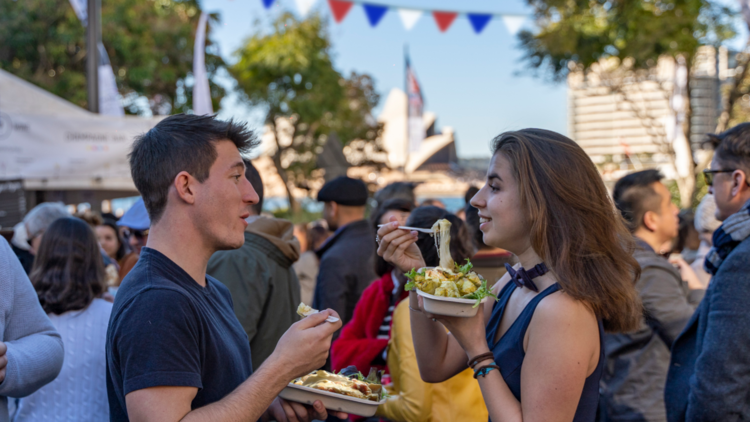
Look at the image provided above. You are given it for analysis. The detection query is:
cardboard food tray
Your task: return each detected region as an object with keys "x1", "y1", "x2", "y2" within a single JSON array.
[{"x1": 279, "y1": 383, "x2": 385, "y2": 417}]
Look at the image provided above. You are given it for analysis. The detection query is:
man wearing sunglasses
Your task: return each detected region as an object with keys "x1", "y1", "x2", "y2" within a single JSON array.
[
  {"x1": 665, "y1": 123, "x2": 750, "y2": 422},
  {"x1": 117, "y1": 198, "x2": 151, "y2": 256}
]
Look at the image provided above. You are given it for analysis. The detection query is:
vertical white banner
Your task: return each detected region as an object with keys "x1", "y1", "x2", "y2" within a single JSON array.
[{"x1": 192, "y1": 12, "x2": 213, "y2": 116}]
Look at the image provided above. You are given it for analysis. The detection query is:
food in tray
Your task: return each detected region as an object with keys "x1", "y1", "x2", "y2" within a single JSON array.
[
  {"x1": 405, "y1": 218, "x2": 498, "y2": 307},
  {"x1": 291, "y1": 366, "x2": 386, "y2": 402}
]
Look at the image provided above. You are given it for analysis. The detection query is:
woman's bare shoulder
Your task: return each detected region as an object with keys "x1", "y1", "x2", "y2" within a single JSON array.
[{"x1": 532, "y1": 290, "x2": 598, "y2": 333}]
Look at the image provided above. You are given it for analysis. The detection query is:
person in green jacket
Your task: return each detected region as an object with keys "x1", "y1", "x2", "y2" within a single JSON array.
[{"x1": 207, "y1": 160, "x2": 301, "y2": 370}]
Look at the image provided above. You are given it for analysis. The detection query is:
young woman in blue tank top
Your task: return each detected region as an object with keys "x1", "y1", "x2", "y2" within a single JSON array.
[{"x1": 377, "y1": 129, "x2": 642, "y2": 422}]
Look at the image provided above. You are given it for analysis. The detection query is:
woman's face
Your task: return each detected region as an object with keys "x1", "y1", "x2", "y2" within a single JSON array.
[
  {"x1": 96, "y1": 225, "x2": 120, "y2": 259},
  {"x1": 470, "y1": 152, "x2": 531, "y2": 254},
  {"x1": 380, "y1": 210, "x2": 410, "y2": 227}
]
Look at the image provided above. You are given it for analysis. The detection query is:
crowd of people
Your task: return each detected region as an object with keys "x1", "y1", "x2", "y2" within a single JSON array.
[{"x1": 0, "y1": 113, "x2": 748, "y2": 422}]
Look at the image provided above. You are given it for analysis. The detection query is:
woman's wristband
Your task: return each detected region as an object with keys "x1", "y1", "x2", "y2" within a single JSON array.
[
  {"x1": 468, "y1": 352, "x2": 495, "y2": 369},
  {"x1": 473, "y1": 362, "x2": 500, "y2": 379}
]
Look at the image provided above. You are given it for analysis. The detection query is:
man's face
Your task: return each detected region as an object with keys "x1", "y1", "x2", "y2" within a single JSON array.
[
  {"x1": 650, "y1": 182, "x2": 680, "y2": 242},
  {"x1": 194, "y1": 141, "x2": 258, "y2": 250},
  {"x1": 708, "y1": 157, "x2": 745, "y2": 221},
  {"x1": 322, "y1": 202, "x2": 338, "y2": 231}
]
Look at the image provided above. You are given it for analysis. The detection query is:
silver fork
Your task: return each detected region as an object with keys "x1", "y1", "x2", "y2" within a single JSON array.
[{"x1": 377, "y1": 224, "x2": 435, "y2": 234}]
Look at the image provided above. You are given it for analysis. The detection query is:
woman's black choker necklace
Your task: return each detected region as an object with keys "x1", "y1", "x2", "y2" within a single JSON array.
[{"x1": 503, "y1": 262, "x2": 549, "y2": 293}]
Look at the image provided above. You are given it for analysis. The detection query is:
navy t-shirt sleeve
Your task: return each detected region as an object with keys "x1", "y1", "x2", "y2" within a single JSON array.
[{"x1": 112, "y1": 288, "x2": 203, "y2": 395}]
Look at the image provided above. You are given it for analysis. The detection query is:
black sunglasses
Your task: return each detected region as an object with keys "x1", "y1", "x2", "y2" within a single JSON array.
[
  {"x1": 123, "y1": 228, "x2": 149, "y2": 239},
  {"x1": 702, "y1": 168, "x2": 750, "y2": 187}
]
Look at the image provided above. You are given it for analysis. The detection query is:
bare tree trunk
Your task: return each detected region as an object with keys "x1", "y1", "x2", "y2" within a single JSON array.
[
  {"x1": 269, "y1": 119, "x2": 301, "y2": 214},
  {"x1": 678, "y1": 65, "x2": 696, "y2": 208}
]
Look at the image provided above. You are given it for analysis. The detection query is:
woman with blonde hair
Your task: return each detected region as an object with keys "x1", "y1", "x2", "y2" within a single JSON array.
[{"x1": 377, "y1": 129, "x2": 641, "y2": 422}]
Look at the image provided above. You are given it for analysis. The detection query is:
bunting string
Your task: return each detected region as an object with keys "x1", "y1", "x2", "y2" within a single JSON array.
[{"x1": 261, "y1": 0, "x2": 529, "y2": 35}]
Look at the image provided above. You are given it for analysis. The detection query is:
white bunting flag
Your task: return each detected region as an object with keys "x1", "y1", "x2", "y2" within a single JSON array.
[
  {"x1": 68, "y1": 0, "x2": 124, "y2": 116},
  {"x1": 192, "y1": 12, "x2": 213, "y2": 116},
  {"x1": 501, "y1": 15, "x2": 525, "y2": 36},
  {"x1": 398, "y1": 9, "x2": 422, "y2": 31},
  {"x1": 295, "y1": 0, "x2": 317, "y2": 17}
]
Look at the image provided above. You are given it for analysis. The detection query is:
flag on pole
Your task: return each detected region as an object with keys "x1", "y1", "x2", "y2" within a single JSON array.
[
  {"x1": 68, "y1": 0, "x2": 124, "y2": 116},
  {"x1": 192, "y1": 12, "x2": 213, "y2": 116},
  {"x1": 405, "y1": 51, "x2": 424, "y2": 153}
]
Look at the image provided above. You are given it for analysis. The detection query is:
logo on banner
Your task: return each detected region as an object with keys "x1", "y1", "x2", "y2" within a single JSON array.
[{"x1": 0, "y1": 113, "x2": 12, "y2": 140}]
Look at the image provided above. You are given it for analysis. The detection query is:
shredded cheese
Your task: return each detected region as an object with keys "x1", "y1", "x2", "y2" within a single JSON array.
[{"x1": 431, "y1": 218, "x2": 454, "y2": 269}]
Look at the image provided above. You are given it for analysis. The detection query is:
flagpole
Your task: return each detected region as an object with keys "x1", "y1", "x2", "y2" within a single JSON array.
[
  {"x1": 404, "y1": 43, "x2": 409, "y2": 173},
  {"x1": 86, "y1": 0, "x2": 100, "y2": 113}
]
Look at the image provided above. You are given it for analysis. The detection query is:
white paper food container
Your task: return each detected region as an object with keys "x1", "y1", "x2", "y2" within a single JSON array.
[
  {"x1": 417, "y1": 289, "x2": 480, "y2": 317},
  {"x1": 279, "y1": 383, "x2": 385, "y2": 417}
]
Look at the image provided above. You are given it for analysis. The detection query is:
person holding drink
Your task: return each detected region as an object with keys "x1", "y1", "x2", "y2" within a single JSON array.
[{"x1": 377, "y1": 129, "x2": 641, "y2": 422}]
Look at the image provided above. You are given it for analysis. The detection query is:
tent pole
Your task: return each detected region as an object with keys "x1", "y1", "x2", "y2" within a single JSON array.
[{"x1": 86, "y1": 0, "x2": 100, "y2": 113}]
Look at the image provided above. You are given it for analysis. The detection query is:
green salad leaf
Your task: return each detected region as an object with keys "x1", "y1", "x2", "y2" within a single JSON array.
[
  {"x1": 404, "y1": 268, "x2": 420, "y2": 291},
  {"x1": 461, "y1": 278, "x2": 499, "y2": 308},
  {"x1": 454, "y1": 259, "x2": 474, "y2": 274}
]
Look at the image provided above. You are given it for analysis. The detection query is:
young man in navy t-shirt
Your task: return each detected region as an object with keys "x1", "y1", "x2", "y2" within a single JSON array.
[{"x1": 106, "y1": 114, "x2": 345, "y2": 422}]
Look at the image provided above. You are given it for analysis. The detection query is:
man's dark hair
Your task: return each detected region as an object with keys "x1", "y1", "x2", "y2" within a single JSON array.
[
  {"x1": 243, "y1": 159, "x2": 264, "y2": 215},
  {"x1": 612, "y1": 169, "x2": 664, "y2": 233},
  {"x1": 464, "y1": 204, "x2": 486, "y2": 250},
  {"x1": 30, "y1": 217, "x2": 105, "y2": 315},
  {"x1": 129, "y1": 114, "x2": 257, "y2": 222},
  {"x1": 707, "y1": 123, "x2": 750, "y2": 175},
  {"x1": 373, "y1": 182, "x2": 417, "y2": 207},
  {"x1": 464, "y1": 186, "x2": 480, "y2": 205}
]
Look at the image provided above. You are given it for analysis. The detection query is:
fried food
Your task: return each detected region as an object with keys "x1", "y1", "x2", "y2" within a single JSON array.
[{"x1": 292, "y1": 369, "x2": 384, "y2": 402}]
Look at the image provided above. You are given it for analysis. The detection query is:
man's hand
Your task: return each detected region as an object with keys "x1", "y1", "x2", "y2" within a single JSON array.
[
  {"x1": 0, "y1": 341, "x2": 7, "y2": 384},
  {"x1": 265, "y1": 397, "x2": 347, "y2": 422},
  {"x1": 268, "y1": 309, "x2": 342, "y2": 380}
]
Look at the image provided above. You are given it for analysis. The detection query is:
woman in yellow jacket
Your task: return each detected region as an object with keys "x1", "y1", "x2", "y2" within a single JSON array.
[{"x1": 376, "y1": 290, "x2": 488, "y2": 422}]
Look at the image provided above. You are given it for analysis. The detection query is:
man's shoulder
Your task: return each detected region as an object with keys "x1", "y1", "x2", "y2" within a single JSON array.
[{"x1": 713, "y1": 237, "x2": 750, "y2": 283}]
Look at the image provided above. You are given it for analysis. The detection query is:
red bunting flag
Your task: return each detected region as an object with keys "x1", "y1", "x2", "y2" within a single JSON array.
[
  {"x1": 328, "y1": 0, "x2": 354, "y2": 23},
  {"x1": 432, "y1": 11, "x2": 457, "y2": 32}
]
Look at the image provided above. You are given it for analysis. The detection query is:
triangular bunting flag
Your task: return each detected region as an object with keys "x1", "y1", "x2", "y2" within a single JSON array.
[
  {"x1": 328, "y1": 0, "x2": 353, "y2": 23},
  {"x1": 501, "y1": 15, "x2": 525, "y2": 36},
  {"x1": 398, "y1": 9, "x2": 421, "y2": 31},
  {"x1": 363, "y1": 3, "x2": 388, "y2": 27},
  {"x1": 261, "y1": 0, "x2": 274, "y2": 9},
  {"x1": 432, "y1": 11, "x2": 457, "y2": 32},
  {"x1": 467, "y1": 13, "x2": 491, "y2": 34},
  {"x1": 294, "y1": 0, "x2": 316, "y2": 16}
]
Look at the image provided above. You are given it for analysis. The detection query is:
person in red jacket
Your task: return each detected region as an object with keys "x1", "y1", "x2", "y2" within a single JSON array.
[{"x1": 331, "y1": 203, "x2": 475, "y2": 375}]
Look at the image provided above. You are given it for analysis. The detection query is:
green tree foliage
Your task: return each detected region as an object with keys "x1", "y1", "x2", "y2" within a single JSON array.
[
  {"x1": 519, "y1": 0, "x2": 734, "y2": 81},
  {"x1": 232, "y1": 12, "x2": 384, "y2": 212},
  {"x1": 518, "y1": 0, "x2": 735, "y2": 207},
  {"x1": 0, "y1": 0, "x2": 225, "y2": 114}
]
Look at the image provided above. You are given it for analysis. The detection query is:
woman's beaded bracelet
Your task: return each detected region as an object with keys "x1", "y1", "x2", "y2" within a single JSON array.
[{"x1": 473, "y1": 362, "x2": 500, "y2": 379}]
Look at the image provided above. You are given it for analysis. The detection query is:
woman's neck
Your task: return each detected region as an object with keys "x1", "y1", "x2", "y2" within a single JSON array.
[{"x1": 514, "y1": 246, "x2": 557, "y2": 290}]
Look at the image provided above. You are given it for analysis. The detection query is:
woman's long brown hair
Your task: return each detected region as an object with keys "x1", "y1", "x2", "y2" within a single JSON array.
[{"x1": 494, "y1": 129, "x2": 641, "y2": 332}]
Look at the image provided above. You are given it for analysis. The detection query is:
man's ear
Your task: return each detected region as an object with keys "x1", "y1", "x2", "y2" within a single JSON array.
[
  {"x1": 330, "y1": 202, "x2": 339, "y2": 219},
  {"x1": 642, "y1": 210, "x2": 659, "y2": 232},
  {"x1": 731, "y1": 170, "x2": 749, "y2": 197},
  {"x1": 174, "y1": 171, "x2": 197, "y2": 205}
]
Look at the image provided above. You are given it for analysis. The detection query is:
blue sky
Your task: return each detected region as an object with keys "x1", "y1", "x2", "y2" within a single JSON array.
[{"x1": 204, "y1": 0, "x2": 568, "y2": 158}]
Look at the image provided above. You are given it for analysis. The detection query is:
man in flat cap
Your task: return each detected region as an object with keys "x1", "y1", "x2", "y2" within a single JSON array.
[{"x1": 312, "y1": 176, "x2": 376, "y2": 339}]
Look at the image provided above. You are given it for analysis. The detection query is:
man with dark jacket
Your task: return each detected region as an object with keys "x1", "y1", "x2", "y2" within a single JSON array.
[
  {"x1": 313, "y1": 176, "x2": 376, "y2": 335},
  {"x1": 599, "y1": 170, "x2": 705, "y2": 422},
  {"x1": 207, "y1": 160, "x2": 301, "y2": 370},
  {"x1": 665, "y1": 123, "x2": 750, "y2": 422}
]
